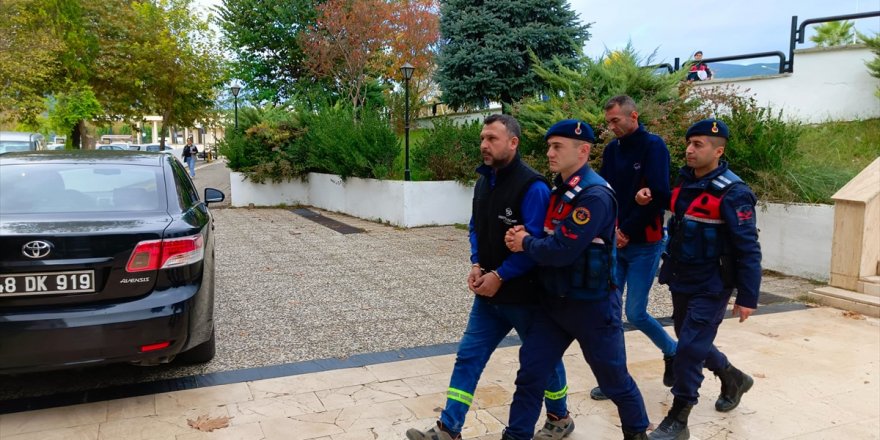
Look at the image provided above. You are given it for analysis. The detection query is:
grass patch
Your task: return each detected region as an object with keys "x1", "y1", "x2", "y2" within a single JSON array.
[{"x1": 779, "y1": 118, "x2": 880, "y2": 204}]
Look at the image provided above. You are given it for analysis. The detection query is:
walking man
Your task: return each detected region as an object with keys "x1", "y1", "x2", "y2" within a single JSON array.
[
  {"x1": 407, "y1": 115, "x2": 572, "y2": 440},
  {"x1": 638, "y1": 119, "x2": 761, "y2": 439},
  {"x1": 591, "y1": 95, "x2": 678, "y2": 401},
  {"x1": 504, "y1": 119, "x2": 649, "y2": 440}
]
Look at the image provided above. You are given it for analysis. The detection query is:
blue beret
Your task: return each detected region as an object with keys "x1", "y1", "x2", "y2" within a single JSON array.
[
  {"x1": 686, "y1": 118, "x2": 729, "y2": 140},
  {"x1": 544, "y1": 119, "x2": 595, "y2": 143}
]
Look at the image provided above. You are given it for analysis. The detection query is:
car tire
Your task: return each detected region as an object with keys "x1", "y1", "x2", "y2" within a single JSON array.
[{"x1": 177, "y1": 328, "x2": 216, "y2": 364}]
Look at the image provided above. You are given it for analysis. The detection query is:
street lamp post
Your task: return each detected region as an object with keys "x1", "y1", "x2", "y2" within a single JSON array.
[
  {"x1": 400, "y1": 62, "x2": 415, "y2": 181},
  {"x1": 230, "y1": 84, "x2": 241, "y2": 131}
]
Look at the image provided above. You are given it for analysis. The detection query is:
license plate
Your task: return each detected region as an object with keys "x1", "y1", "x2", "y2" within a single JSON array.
[{"x1": 0, "y1": 270, "x2": 96, "y2": 296}]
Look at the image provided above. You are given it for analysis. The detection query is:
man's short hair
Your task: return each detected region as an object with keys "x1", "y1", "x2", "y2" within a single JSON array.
[
  {"x1": 603, "y1": 95, "x2": 637, "y2": 113},
  {"x1": 484, "y1": 114, "x2": 521, "y2": 139}
]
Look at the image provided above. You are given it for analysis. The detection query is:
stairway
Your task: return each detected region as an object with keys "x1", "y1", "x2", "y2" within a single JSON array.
[{"x1": 808, "y1": 274, "x2": 880, "y2": 318}]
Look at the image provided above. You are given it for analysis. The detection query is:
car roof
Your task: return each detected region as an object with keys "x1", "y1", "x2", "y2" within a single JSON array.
[
  {"x1": 0, "y1": 131, "x2": 43, "y2": 140},
  {"x1": 0, "y1": 150, "x2": 167, "y2": 166}
]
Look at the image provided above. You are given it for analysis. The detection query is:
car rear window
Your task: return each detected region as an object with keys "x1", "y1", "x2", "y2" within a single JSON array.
[
  {"x1": 0, "y1": 164, "x2": 165, "y2": 214},
  {"x1": 0, "y1": 141, "x2": 34, "y2": 154}
]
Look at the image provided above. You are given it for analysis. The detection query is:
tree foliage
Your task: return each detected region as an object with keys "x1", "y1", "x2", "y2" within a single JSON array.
[
  {"x1": 216, "y1": 0, "x2": 318, "y2": 103},
  {"x1": 858, "y1": 31, "x2": 880, "y2": 98},
  {"x1": 1, "y1": 0, "x2": 224, "y2": 147},
  {"x1": 810, "y1": 20, "x2": 855, "y2": 47},
  {"x1": 300, "y1": 0, "x2": 393, "y2": 109},
  {"x1": 436, "y1": 0, "x2": 590, "y2": 110},
  {"x1": 47, "y1": 85, "x2": 103, "y2": 147},
  {"x1": 132, "y1": 0, "x2": 226, "y2": 146}
]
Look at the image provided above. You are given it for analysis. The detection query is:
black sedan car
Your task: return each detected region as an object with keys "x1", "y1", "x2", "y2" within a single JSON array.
[{"x1": 0, "y1": 151, "x2": 224, "y2": 373}]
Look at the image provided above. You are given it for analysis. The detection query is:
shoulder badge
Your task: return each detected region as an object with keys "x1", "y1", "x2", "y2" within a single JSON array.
[{"x1": 572, "y1": 207, "x2": 591, "y2": 225}]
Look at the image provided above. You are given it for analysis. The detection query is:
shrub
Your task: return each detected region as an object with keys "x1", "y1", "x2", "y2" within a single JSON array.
[
  {"x1": 693, "y1": 86, "x2": 803, "y2": 201},
  {"x1": 221, "y1": 104, "x2": 399, "y2": 182},
  {"x1": 411, "y1": 118, "x2": 482, "y2": 182},
  {"x1": 218, "y1": 106, "x2": 307, "y2": 183},
  {"x1": 300, "y1": 105, "x2": 399, "y2": 180}
]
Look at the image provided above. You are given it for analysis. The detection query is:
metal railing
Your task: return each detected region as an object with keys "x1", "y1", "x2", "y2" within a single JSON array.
[
  {"x1": 643, "y1": 11, "x2": 880, "y2": 76},
  {"x1": 787, "y1": 11, "x2": 880, "y2": 73}
]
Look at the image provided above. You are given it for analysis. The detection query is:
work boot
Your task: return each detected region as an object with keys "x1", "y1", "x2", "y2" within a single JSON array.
[
  {"x1": 648, "y1": 399, "x2": 692, "y2": 440},
  {"x1": 535, "y1": 413, "x2": 575, "y2": 440},
  {"x1": 714, "y1": 363, "x2": 754, "y2": 412},
  {"x1": 663, "y1": 355, "x2": 676, "y2": 387},
  {"x1": 406, "y1": 421, "x2": 460, "y2": 440},
  {"x1": 623, "y1": 428, "x2": 649, "y2": 439},
  {"x1": 589, "y1": 386, "x2": 609, "y2": 401}
]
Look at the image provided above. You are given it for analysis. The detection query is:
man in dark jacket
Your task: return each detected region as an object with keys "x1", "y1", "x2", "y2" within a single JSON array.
[
  {"x1": 637, "y1": 119, "x2": 761, "y2": 440},
  {"x1": 591, "y1": 95, "x2": 678, "y2": 401},
  {"x1": 504, "y1": 119, "x2": 649, "y2": 440},
  {"x1": 407, "y1": 114, "x2": 571, "y2": 440},
  {"x1": 686, "y1": 51, "x2": 713, "y2": 81}
]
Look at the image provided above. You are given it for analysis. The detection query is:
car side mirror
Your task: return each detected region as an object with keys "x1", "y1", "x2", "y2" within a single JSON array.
[{"x1": 204, "y1": 188, "x2": 225, "y2": 204}]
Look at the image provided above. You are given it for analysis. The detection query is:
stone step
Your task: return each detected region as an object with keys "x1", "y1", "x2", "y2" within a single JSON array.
[
  {"x1": 806, "y1": 286, "x2": 880, "y2": 318},
  {"x1": 859, "y1": 276, "x2": 880, "y2": 297}
]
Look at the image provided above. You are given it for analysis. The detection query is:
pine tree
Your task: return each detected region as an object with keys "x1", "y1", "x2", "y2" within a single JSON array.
[{"x1": 436, "y1": 0, "x2": 590, "y2": 110}]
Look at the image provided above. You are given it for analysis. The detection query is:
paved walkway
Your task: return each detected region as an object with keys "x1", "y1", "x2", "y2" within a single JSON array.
[{"x1": 1, "y1": 306, "x2": 877, "y2": 440}]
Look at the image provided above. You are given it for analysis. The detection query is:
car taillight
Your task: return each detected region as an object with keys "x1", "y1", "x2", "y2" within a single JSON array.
[{"x1": 126, "y1": 235, "x2": 205, "y2": 272}]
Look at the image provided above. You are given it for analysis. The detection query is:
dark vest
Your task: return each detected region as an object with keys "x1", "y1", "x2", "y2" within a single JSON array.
[
  {"x1": 666, "y1": 168, "x2": 743, "y2": 285},
  {"x1": 539, "y1": 170, "x2": 618, "y2": 301},
  {"x1": 472, "y1": 158, "x2": 547, "y2": 304}
]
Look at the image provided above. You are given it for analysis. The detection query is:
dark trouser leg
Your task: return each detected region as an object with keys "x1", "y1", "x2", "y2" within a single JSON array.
[
  {"x1": 506, "y1": 306, "x2": 573, "y2": 440},
  {"x1": 566, "y1": 293, "x2": 649, "y2": 433},
  {"x1": 670, "y1": 290, "x2": 731, "y2": 405}
]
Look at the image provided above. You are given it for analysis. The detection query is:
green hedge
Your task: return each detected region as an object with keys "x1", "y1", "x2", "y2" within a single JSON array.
[{"x1": 220, "y1": 105, "x2": 399, "y2": 183}]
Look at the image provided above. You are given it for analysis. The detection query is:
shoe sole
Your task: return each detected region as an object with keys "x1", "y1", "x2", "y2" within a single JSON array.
[{"x1": 715, "y1": 375, "x2": 754, "y2": 412}]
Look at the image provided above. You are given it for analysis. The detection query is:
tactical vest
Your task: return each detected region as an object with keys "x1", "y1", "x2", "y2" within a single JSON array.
[
  {"x1": 539, "y1": 170, "x2": 618, "y2": 302},
  {"x1": 667, "y1": 169, "x2": 743, "y2": 267},
  {"x1": 472, "y1": 158, "x2": 548, "y2": 304}
]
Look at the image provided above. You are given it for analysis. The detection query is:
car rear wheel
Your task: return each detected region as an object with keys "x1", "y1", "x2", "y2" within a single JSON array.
[{"x1": 176, "y1": 328, "x2": 216, "y2": 364}]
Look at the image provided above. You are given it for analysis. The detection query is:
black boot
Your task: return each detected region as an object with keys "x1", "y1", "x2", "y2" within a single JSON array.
[
  {"x1": 714, "y1": 363, "x2": 754, "y2": 412},
  {"x1": 623, "y1": 428, "x2": 649, "y2": 440},
  {"x1": 662, "y1": 355, "x2": 675, "y2": 387},
  {"x1": 648, "y1": 399, "x2": 691, "y2": 440}
]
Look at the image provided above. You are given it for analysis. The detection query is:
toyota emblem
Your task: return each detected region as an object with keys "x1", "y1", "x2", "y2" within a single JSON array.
[{"x1": 22, "y1": 240, "x2": 52, "y2": 259}]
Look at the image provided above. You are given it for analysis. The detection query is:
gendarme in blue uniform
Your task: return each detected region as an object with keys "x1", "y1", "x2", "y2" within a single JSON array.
[{"x1": 505, "y1": 120, "x2": 649, "y2": 440}]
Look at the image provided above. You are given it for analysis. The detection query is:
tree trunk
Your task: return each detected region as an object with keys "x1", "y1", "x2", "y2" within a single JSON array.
[{"x1": 71, "y1": 120, "x2": 82, "y2": 149}]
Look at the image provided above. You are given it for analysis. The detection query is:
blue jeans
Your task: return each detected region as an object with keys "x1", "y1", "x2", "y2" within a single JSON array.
[
  {"x1": 616, "y1": 241, "x2": 677, "y2": 357},
  {"x1": 507, "y1": 293, "x2": 648, "y2": 438},
  {"x1": 186, "y1": 156, "x2": 196, "y2": 177},
  {"x1": 440, "y1": 296, "x2": 568, "y2": 435}
]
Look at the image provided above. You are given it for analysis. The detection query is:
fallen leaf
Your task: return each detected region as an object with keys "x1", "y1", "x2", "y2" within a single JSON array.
[
  {"x1": 187, "y1": 415, "x2": 232, "y2": 432},
  {"x1": 760, "y1": 332, "x2": 780, "y2": 338},
  {"x1": 754, "y1": 373, "x2": 767, "y2": 379},
  {"x1": 842, "y1": 310, "x2": 866, "y2": 320}
]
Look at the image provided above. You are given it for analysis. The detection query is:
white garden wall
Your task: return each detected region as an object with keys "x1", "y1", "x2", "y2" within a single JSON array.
[
  {"x1": 756, "y1": 202, "x2": 834, "y2": 281},
  {"x1": 230, "y1": 172, "x2": 472, "y2": 228},
  {"x1": 231, "y1": 171, "x2": 835, "y2": 280},
  {"x1": 695, "y1": 46, "x2": 880, "y2": 123}
]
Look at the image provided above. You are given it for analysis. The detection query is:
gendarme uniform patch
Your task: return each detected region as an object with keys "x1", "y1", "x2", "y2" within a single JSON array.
[{"x1": 572, "y1": 207, "x2": 591, "y2": 225}]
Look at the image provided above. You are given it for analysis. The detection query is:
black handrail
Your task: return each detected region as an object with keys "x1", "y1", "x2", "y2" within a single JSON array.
[
  {"x1": 787, "y1": 11, "x2": 880, "y2": 72},
  {"x1": 645, "y1": 63, "x2": 674, "y2": 74}
]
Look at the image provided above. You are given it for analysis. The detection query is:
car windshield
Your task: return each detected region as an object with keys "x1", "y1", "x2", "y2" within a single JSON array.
[
  {"x1": 0, "y1": 141, "x2": 33, "y2": 154},
  {"x1": 0, "y1": 163, "x2": 165, "y2": 214}
]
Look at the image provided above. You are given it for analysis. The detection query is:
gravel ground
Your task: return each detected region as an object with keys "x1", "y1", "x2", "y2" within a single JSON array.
[{"x1": 0, "y1": 206, "x2": 808, "y2": 401}]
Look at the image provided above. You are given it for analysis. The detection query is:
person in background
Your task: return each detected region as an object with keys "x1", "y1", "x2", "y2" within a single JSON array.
[
  {"x1": 686, "y1": 51, "x2": 713, "y2": 81},
  {"x1": 182, "y1": 137, "x2": 197, "y2": 177},
  {"x1": 590, "y1": 95, "x2": 678, "y2": 402}
]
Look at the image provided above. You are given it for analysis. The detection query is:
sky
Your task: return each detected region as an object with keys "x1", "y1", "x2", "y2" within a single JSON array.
[
  {"x1": 192, "y1": 0, "x2": 880, "y2": 66},
  {"x1": 569, "y1": 0, "x2": 880, "y2": 64}
]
